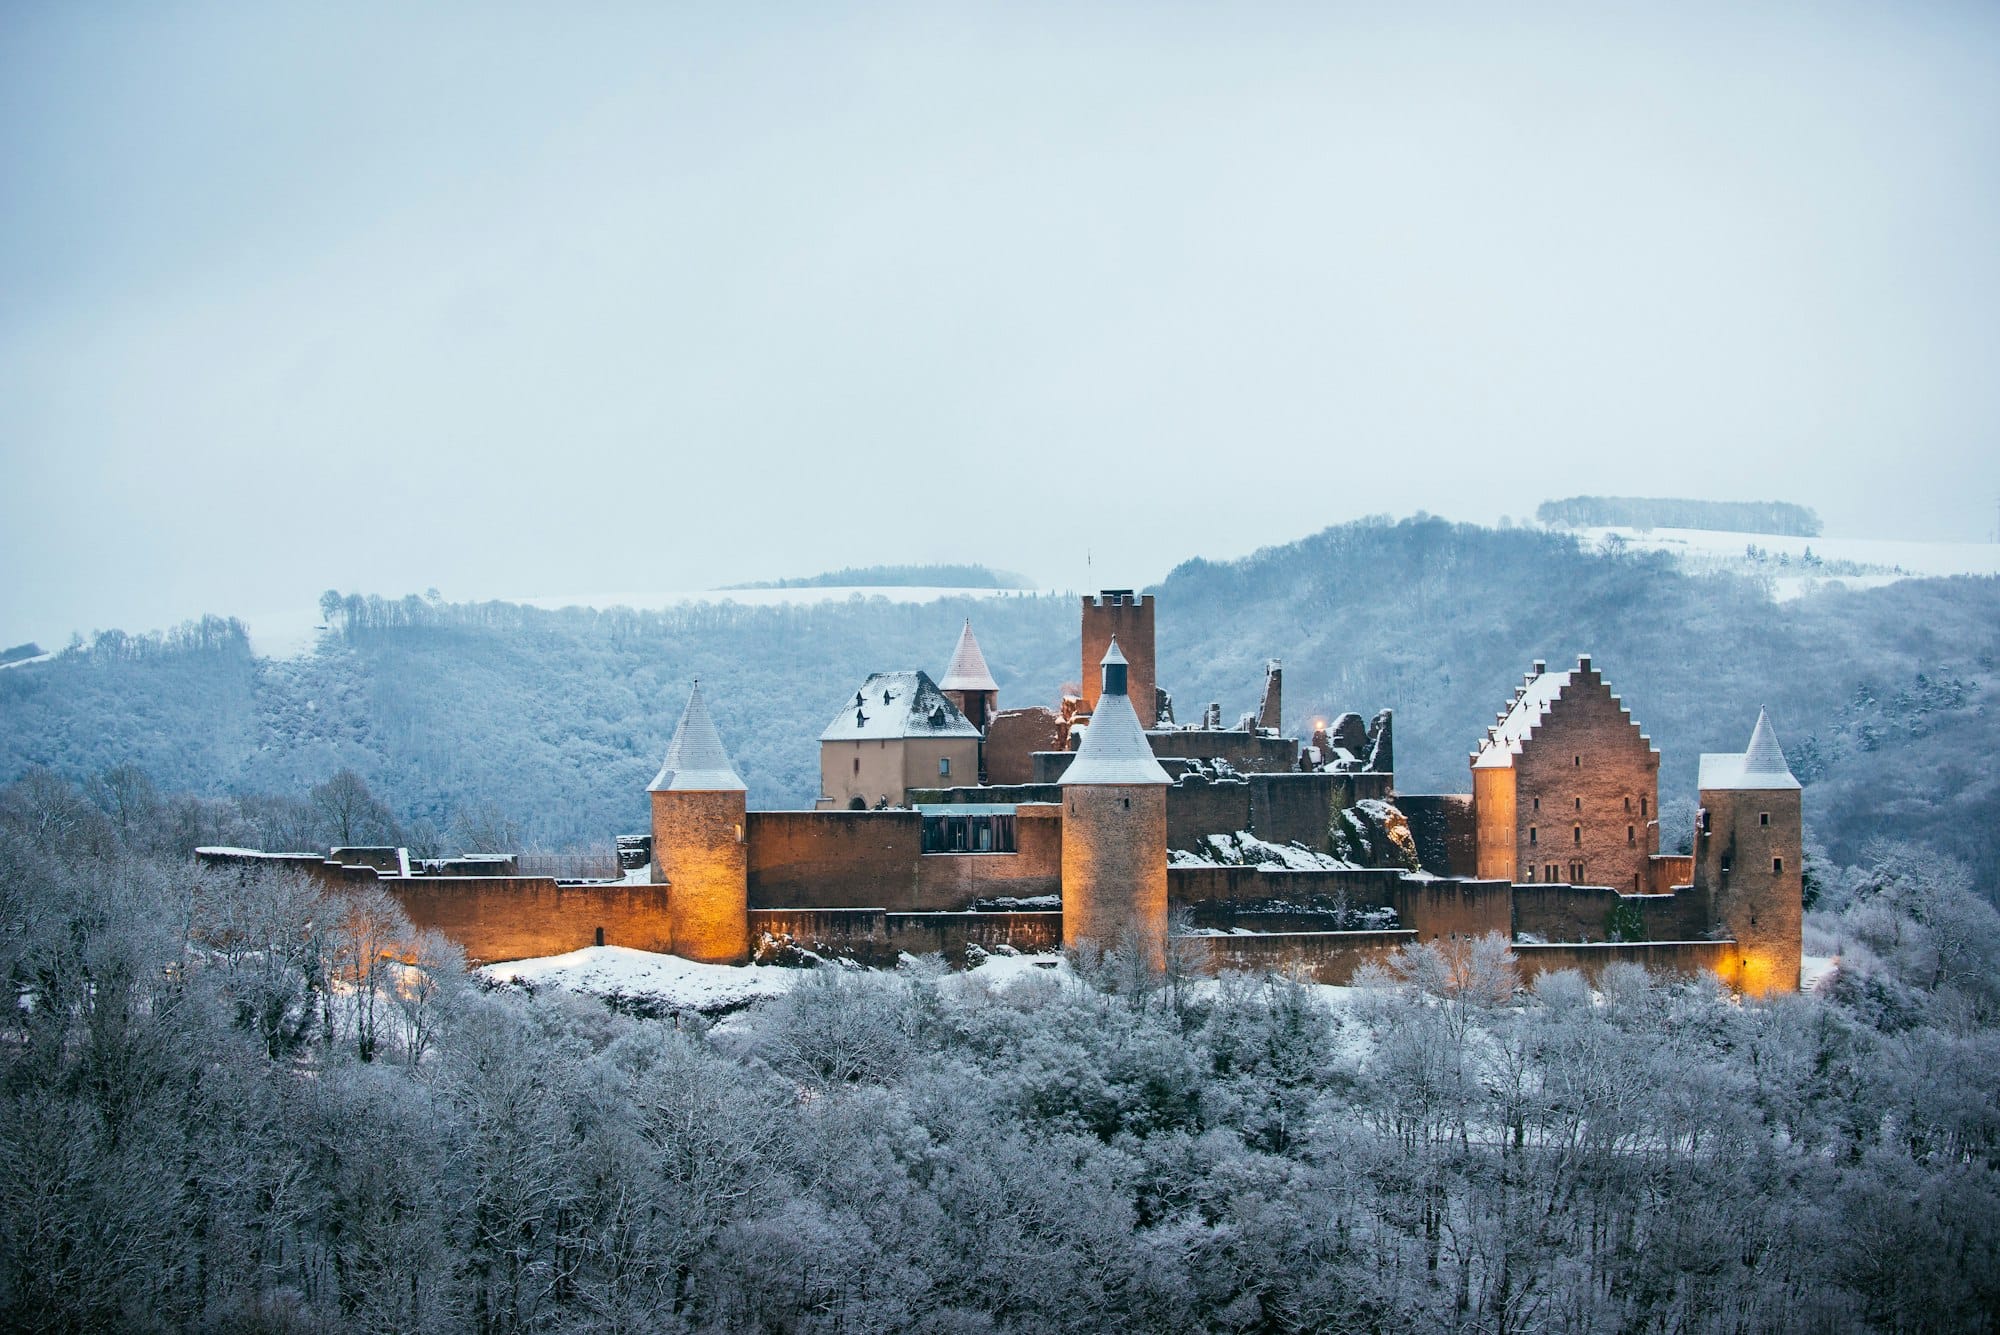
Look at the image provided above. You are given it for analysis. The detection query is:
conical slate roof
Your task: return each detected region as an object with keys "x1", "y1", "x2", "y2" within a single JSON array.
[
  {"x1": 648, "y1": 681, "x2": 747, "y2": 792},
  {"x1": 1743, "y1": 708, "x2": 1790, "y2": 775},
  {"x1": 1062, "y1": 640, "x2": 1169, "y2": 786},
  {"x1": 1697, "y1": 706, "x2": 1800, "y2": 791},
  {"x1": 938, "y1": 619, "x2": 999, "y2": 693}
]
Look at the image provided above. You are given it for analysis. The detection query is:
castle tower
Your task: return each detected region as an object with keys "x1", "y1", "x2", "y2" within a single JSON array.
[
  {"x1": 1081, "y1": 590, "x2": 1156, "y2": 726},
  {"x1": 938, "y1": 618, "x2": 999, "y2": 730},
  {"x1": 1060, "y1": 639, "x2": 1171, "y2": 966},
  {"x1": 1696, "y1": 708, "x2": 1803, "y2": 996},
  {"x1": 648, "y1": 681, "x2": 750, "y2": 965}
]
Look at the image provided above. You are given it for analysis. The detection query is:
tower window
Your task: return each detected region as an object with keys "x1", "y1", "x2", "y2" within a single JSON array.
[
  {"x1": 939, "y1": 757, "x2": 951, "y2": 777},
  {"x1": 1524, "y1": 865, "x2": 1535, "y2": 882},
  {"x1": 1570, "y1": 861, "x2": 1584, "y2": 883},
  {"x1": 1624, "y1": 796, "x2": 1631, "y2": 813},
  {"x1": 1574, "y1": 755, "x2": 1581, "y2": 767},
  {"x1": 1627, "y1": 825, "x2": 1635, "y2": 846},
  {"x1": 853, "y1": 757, "x2": 860, "y2": 774},
  {"x1": 1529, "y1": 827, "x2": 1538, "y2": 845},
  {"x1": 1760, "y1": 812, "x2": 1769, "y2": 826},
  {"x1": 1573, "y1": 825, "x2": 1582, "y2": 845},
  {"x1": 1773, "y1": 857, "x2": 1784, "y2": 874},
  {"x1": 1574, "y1": 796, "x2": 1582, "y2": 811},
  {"x1": 1546, "y1": 863, "x2": 1559, "y2": 882},
  {"x1": 1721, "y1": 854, "x2": 1732, "y2": 874},
  {"x1": 1641, "y1": 797, "x2": 1648, "y2": 817},
  {"x1": 1532, "y1": 796, "x2": 1539, "y2": 812}
]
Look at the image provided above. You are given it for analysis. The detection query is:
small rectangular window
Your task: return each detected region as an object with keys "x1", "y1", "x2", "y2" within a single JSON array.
[
  {"x1": 1759, "y1": 812, "x2": 1769, "y2": 826},
  {"x1": 1641, "y1": 797, "x2": 1648, "y2": 817},
  {"x1": 1624, "y1": 796, "x2": 1631, "y2": 813},
  {"x1": 1773, "y1": 857, "x2": 1784, "y2": 874},
  {"x1": 1524, "y1": 865, "x2": 1535, "y2": 882},
  {"x1": 1574, "y1": 755, "x2": 1581, "y2": 767},
  {"x1": 1573, "y1": 826, "x2": 1582, "y2": 845},
  {"x1": 939, "y1": 757, "x2": 951, "y2": 777},
  {"x1": 1532, "y1": 796, "x2": 1540, "y2": 812},
  {"x1": 1529, "y1": 827, "x2": 1538, "y2": 845},
  {"x1": 1574, "y1": 796, "x2": 1581, "y2": 811},
  {"x1": 1627, "y1": 825, "x2": 1635, "y2": 846},
  {"x1": 1721, "y1": 854, "x2": 1732, "y2": 874}
]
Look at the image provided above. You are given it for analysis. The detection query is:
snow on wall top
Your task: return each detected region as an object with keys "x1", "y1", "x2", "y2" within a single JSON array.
[
  {"x1": 937, "y1": 619, "x2": 999, "y2": 693},
  {"x1": 1699, "y1": 708, "x2": 1801, "y2": 791},
  {"x1": 648, "y1": 681, "x2": 747, "y2": 792},
  {"x1": 819, "y1": 670, "x2": 982, "y2": 742},
  {"x1": 1472, "y1": 668, "x2": 1574, "y2": 769}
]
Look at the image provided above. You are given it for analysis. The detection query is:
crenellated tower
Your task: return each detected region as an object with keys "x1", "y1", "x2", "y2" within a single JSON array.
[
  {"x1": 1060, "y1": 639, "x2": 1172, "y2": 966},
  {"x1": 649, "y1": 681, "x2": 750, "y2": 964},
  {"x1": 1081, "y1": 590, "x2": 1156, "y2": 726}
]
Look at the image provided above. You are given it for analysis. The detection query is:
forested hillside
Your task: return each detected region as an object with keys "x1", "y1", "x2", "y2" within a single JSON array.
[{"x1": 3, "y1": 519, "x2": 1995, "y2": 873}]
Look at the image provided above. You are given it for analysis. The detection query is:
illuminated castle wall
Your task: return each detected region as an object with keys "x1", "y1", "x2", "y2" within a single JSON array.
[{"x1": 199, "y1": 591, "x2": 1807, "y2": 993}]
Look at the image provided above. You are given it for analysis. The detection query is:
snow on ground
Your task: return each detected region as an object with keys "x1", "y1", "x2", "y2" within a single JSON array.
[
  {"x1": 1577, "y1": 526, "x2": 2000, "y2": 602},
  {"x1": 1800, "y1": 955, "x2": 1839, "y2": 994},
  {"x1": 480, "y1": 946, "x2": 798, "y2": 1013}
]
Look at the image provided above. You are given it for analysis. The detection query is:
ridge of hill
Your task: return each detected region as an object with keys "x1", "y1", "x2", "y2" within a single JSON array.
[{"x1": 2, "y1": 518, "x2": 1994, "y2": 873}]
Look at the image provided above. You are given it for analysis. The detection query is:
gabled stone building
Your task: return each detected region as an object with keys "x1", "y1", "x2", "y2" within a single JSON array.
[{"x1": 1471, "y1": 655, "x2": 1662, "y2": 892}]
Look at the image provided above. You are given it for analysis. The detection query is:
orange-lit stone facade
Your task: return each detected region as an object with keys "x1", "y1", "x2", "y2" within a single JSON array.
[
  {"x1": 1697, "y1": 783, "x2": 1804, "y2": 998},
  {"x1": 1477, "y1": 664, "x2": 1660, "y2": 892},
  {"x1": 651, "y1": 788, "x2": 750, "y2": 964},
  {"x1": 1061, "y1": 784, "x2": 1168, "y2": 966}
]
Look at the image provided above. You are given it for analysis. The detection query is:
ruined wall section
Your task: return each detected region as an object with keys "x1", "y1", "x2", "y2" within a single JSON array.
[{"x1": 984, "y1": 707, "x2": 1060, "y2": 786}]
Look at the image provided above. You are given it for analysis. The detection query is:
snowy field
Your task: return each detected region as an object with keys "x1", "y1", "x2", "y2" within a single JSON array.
[
  {"x1": 478, "y1": 943, "x2": 1821, "y2": 1016},
  {"x1": 238, "y1": 584, "x2": 1061, "y2": 660},
  {"x1": 1577, "y1": 526, "x2": 2000, "y2": 602}
]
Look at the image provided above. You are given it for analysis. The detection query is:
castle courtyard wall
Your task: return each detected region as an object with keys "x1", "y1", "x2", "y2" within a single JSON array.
[{"x1": 389, "y1": 877, "x2": 671, "y2": 964}]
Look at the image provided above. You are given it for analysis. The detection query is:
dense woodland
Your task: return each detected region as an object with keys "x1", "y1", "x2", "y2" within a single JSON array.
[
  {"x1": 3, "y1": 770, "x2": 1998, "y2": 1333},
  {"x1": 1, "y1": 517, "x2": 1995, "y2": 877}
]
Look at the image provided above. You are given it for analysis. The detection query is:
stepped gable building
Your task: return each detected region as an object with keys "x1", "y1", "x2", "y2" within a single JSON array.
[
  {"x1": 1471, "y1": 655, "x2": 1663, "y2": 893},
  {"x1": 648, "y1": 681, "x2": 750, "y2": 965},
  {"x1": 1697, "y1": 709, "x2": 1804, "y2": 998},
  {"x1": 816, "y1": 670, "x2": 981, "y2": 810},
  {"x1": 200, "y1": 590, "x2": 1807, "y2": 994}
]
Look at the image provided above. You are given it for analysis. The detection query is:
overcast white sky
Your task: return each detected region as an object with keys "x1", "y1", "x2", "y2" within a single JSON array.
[{"x1": 3, "y1": 1, "x2": 1996, "y2": 647}]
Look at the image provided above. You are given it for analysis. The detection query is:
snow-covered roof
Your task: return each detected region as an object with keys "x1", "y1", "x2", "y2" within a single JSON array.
[
  {"x1": 1472, "y1": 668, "x2": 1573, "y2": 769},
  {"x1": 819, "y1": 671, "x2": 982, "y2": 742},
  {"x1": 1698, "y1": 708, "x2": 1801, "y2": 791},
  {"x1": 938, "y1": 619, "x2": 999, "y2": 693},
  {"x1": 649, "y1": 681, "x2": 747, "y2": 792},
  {"x1": 1062, "y1": 642, "x2": 1170, "y2": 786}
]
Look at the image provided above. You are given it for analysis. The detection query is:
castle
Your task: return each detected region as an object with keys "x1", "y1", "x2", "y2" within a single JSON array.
[{"x1": 203, "y1": 590, "x2": 1805, "y2": 995}]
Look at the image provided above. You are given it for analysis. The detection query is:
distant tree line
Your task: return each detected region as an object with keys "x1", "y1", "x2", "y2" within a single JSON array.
[
  {"x1": 724, "y1": 563, "x2": 1035, "y2": 590},
  {"x1": 1537, "y1": 495, "x2": 1823, "y2": 536}
]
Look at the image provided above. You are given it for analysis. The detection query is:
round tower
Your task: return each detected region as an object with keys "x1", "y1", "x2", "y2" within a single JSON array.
[
  {"x1": 1695, "y1": 708, "x2": 1803, "y2": 996},
  {"x1": 1060, "y1": 639, "x2": 1172, "y2": 967},
  {"x1": 649, "y1": 681, "x2": 750, "y2": 965}
]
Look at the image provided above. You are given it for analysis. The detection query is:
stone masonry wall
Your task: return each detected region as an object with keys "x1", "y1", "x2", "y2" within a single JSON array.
[{"x1": 1507, "y1": 660, "x2": 1661, "y2": 893}]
